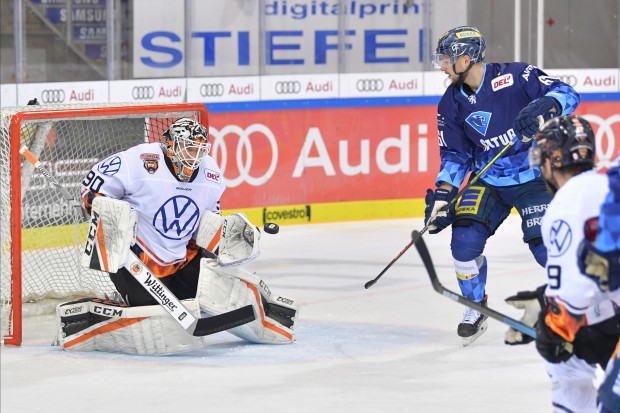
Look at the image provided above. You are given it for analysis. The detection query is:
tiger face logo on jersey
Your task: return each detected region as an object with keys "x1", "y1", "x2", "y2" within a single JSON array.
[{"x1": 141, "y1": 153, "x2": 160, "y2": 174}]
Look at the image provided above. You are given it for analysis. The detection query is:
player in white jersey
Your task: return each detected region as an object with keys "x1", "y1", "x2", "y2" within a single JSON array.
[
  {"x1": 525, "y1": 116, "x2": 620, "y2": 412},
  {"x1": 80, "y1": 117, "x2": 224, "y2": 304},
  {"x1": 53, "y1": 117, "x2": 299, "y2": 355}
]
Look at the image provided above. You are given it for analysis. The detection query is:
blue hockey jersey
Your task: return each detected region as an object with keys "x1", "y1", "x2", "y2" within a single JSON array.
[{"x1": 436, "y1": 62, "x2": 580, "y2": 187}]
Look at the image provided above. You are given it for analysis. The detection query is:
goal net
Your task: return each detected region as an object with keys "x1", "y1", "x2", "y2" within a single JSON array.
[{"x1": 0, "y1": 103, "x2": 209, "y2": 345}]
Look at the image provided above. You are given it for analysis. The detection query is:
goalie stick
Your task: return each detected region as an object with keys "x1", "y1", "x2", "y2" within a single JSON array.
[
  {"x1": 20, "y1": 145, "x2": 256, "y2": 337},
  {"x1": 412, "y1": 230, "x2": 537, "y2": 339},
  {"x1": 365, "y1": 138, "x2": 519, "y2": 289}
]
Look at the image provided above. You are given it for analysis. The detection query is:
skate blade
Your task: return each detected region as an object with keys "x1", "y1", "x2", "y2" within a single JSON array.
[{"x1": 461, "y1": 320, "x2": 488, "y2": 347}]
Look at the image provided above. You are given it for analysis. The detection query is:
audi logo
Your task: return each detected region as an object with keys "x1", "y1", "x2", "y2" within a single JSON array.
[
  {"x1": 40, "y1": 89, "x2": 66, "y2": 104},
  {"x1": 200, "y1": 83, "x2": 225, "y2": 97},
  {"x1": 549, "y1": 74, "x2": 578, "y2": 87},
  {"x1": 209, "y1": 124, "x2": 278, "y2": 188},
  {"x1": 582, "y1": 114, "x2": 620, "y2": 168},
  {"x1": 132, "y1": 86, "x2": 155, "y2": 100},
  {"x1": 275, "y1": 81, "x2": 301, "y2": 94},
  {"x1": 356, "y1": 79, "x2": 384, "y2": 92}
]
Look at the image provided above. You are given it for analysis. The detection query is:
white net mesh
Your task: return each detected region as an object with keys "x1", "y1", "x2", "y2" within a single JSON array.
[{"x1": 0, "y1": 103, "x2": 206, "y2": 345}]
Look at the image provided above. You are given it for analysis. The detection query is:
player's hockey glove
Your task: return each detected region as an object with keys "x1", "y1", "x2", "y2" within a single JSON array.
[
  {"x1": 578, "y1": 239, "x2": 620, "y2": 292},
  {"x1": 504, "y1": 284, "x2": 546, "y2": 345},
  {"x1": 514, "y1": 96, "x2": 560, "y2": 142},
  {"x1": 424, "y1": 187, "x2": 457, "y2": 234},
  {"x1": 535, "y1": 306, "x2": 574, "y2": 364}
]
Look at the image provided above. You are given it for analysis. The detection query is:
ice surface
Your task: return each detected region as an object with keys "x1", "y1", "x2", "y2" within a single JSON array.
[{"x1": 2, "y1": 215, "x2": 589, "y2": 412}]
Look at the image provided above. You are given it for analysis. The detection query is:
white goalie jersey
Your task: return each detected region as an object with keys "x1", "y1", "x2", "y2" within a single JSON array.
[{"x1": 81, "y1": 142, "x2": 225, "y2": 268}]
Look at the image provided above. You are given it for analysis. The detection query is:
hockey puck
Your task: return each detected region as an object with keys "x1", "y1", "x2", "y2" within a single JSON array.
[{"x1": 264, "y1": 223, "x2": 280, "y2": 234}]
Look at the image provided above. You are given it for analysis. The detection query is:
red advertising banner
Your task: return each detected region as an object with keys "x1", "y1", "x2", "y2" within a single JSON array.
[{"x1": 211, "y1": 101, "x2": 620, "y2": 210}]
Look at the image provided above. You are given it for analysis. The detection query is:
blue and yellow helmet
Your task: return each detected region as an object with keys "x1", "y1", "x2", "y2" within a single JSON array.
[{"x1": 433, "y1": 26, "x2": 486, "y2": 68}]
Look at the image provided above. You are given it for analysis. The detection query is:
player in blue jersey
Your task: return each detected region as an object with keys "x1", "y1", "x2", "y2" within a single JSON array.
[
  {"x1": 577, "y1": 153, "x2": 620, "y2": 413},
  {"x1": 423, "y1": 26, "x2": 580, "y2": 345}
]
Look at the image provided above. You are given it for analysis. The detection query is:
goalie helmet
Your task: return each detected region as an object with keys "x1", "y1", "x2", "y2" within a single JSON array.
[
  {"x1": 530, "y1": 116, "x2": 595, "y2": 170},
  {"x1": 162, "y1": 118, "x2": 211, "y2": 181},
  {"x1": 433, "y1": 26, "x2": 486, "y2": 68}
]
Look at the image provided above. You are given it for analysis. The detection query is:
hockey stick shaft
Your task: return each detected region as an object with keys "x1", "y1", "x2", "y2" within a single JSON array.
[
  {"x1": 21, "y1": 146, "x2": 256, "y2": 337},
  {"x1": 20, "y1": 145, "x2": 90, "y2": 221},
  {"x1": 412, "y1": 230, "x2": 536, "y2": 338},
  {"x1": 364, "y1": 140, "x2": 516, "y2": 289},
  {"x1": 124, "y1": 250, "x2": 255, "y2": 336}
]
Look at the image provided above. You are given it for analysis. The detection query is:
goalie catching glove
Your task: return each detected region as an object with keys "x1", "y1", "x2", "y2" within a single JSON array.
[
  {"x1": 197, "y1": 259, "x2": 299, "y2": 344},
  {"x1": 195, "y1": 211, "x2": 261, "y2": 266}
]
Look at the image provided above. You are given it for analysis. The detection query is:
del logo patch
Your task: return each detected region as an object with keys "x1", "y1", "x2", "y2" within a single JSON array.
[
  {"x1": 456, "y1": 186, "x2": 485, "y2": 215},
  {"x1": 492, "y1": 74, "x2": 513, "y2": 91},
  {"x1": 205, "y1": 168, "x2": 221, "y2": 183},
  {"x1": 465, "y1": 111, "x2": 492, "y2": 136}
]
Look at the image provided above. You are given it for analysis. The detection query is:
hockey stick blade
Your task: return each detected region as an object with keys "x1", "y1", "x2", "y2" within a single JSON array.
[
  {"x1": 412, "y1": 230, "x2": 536, "y2": 339},
  {"x1": 364, "y1": 228, "x2": 428, "y2": 289},
  {"x1": 192, "y1": 304, "x2": 255, "y2": 336}
]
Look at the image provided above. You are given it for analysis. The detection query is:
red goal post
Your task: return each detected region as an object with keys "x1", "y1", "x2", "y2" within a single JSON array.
[{"x1": 0, "y1": 103, "x2": 209, "y2": 346}]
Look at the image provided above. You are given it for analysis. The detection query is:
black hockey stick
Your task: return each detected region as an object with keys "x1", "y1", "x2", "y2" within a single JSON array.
[
  {"x1": 411, "y1": 230, "x2": 536, "y2": 338},
  {"x1": 365, "y1": 140, "x2": 517, "y2": 289},
  {"x1": 20, "y1": 145, "x2": 256, "y2": 337}
]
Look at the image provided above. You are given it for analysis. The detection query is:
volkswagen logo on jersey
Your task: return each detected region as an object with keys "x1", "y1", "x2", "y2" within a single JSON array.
[
  {"x1": 154, "y1": 196, "x2": 200, "y2": 240},
  {"x1": 97, "y1": 156, "x2": 121, "y2": 175},
  {"x1": 465, "y1": 111, "x2": 492, "y2": 136},
  {"x1": 548, "y1": 219, "x2": 572, "y2": 257}
]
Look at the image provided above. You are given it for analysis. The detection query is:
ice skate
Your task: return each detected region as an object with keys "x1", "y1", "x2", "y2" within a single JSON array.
[{"x1": 457, "y1": 296, "x2": 488, "y2": 347}]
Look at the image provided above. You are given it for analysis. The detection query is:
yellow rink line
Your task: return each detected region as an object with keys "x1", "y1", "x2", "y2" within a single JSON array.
[{"x1": 16, "y1": 198, "x2": 426, "y2": 250}]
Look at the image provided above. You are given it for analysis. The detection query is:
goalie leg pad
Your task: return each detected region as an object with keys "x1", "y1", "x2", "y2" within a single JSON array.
[
  {"x1": 56, "y1": 298, "x2": 205, "y2": 355},
  {"x1": 196, "y1": 259, "x2": 299, "y2": 344},
  {"x1": 81, "y1": 196, "x2": 137, "y2": 273}
]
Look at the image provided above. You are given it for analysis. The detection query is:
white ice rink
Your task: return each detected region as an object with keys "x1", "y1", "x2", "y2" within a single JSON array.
[{"x1": 2, "y1": 215, "x2": 591, "y2": 413}]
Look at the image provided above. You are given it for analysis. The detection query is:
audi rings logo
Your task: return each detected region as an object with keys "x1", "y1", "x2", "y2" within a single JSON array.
[
  {"x1": 275, "y1": 81, "x2": 301, "y2": 94},
  {"x1": 132, "y1": 86, "x2": 155, "y2": 100},
  {"x1": 200, "y1": 83, "x2": 225, "y2": 97},
  {"x1": 548, "y1": 74, "x2": 578, "y2": 87},
  {"x1": 40, "y1": 89, "x2": 66, "y2": 104},
  {"x1": 582, "y1": 114, "x2": 620, "y2": 168},
  {"x1": 209, "y1": 124, "x2": 278, "y2": 188},
  {"x1": 356, "y1": 79, "x2": 384, "y2": 92}
]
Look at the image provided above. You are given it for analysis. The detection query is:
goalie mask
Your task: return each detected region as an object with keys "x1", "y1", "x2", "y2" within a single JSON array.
[
  {"x1": 162, "y1": 118, "x2": 211, "y2": 181},
  {"x1": 529, "y1": 116, "x2": 595, "y2": 170}
]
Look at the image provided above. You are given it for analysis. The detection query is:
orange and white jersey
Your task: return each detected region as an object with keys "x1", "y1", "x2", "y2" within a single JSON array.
[
  {"x1": 81, "y1": 142, "x2": 225, "y2": 269},
  {"x1": 542, "y1": 170, "x2": 620, "y2": 336}
]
